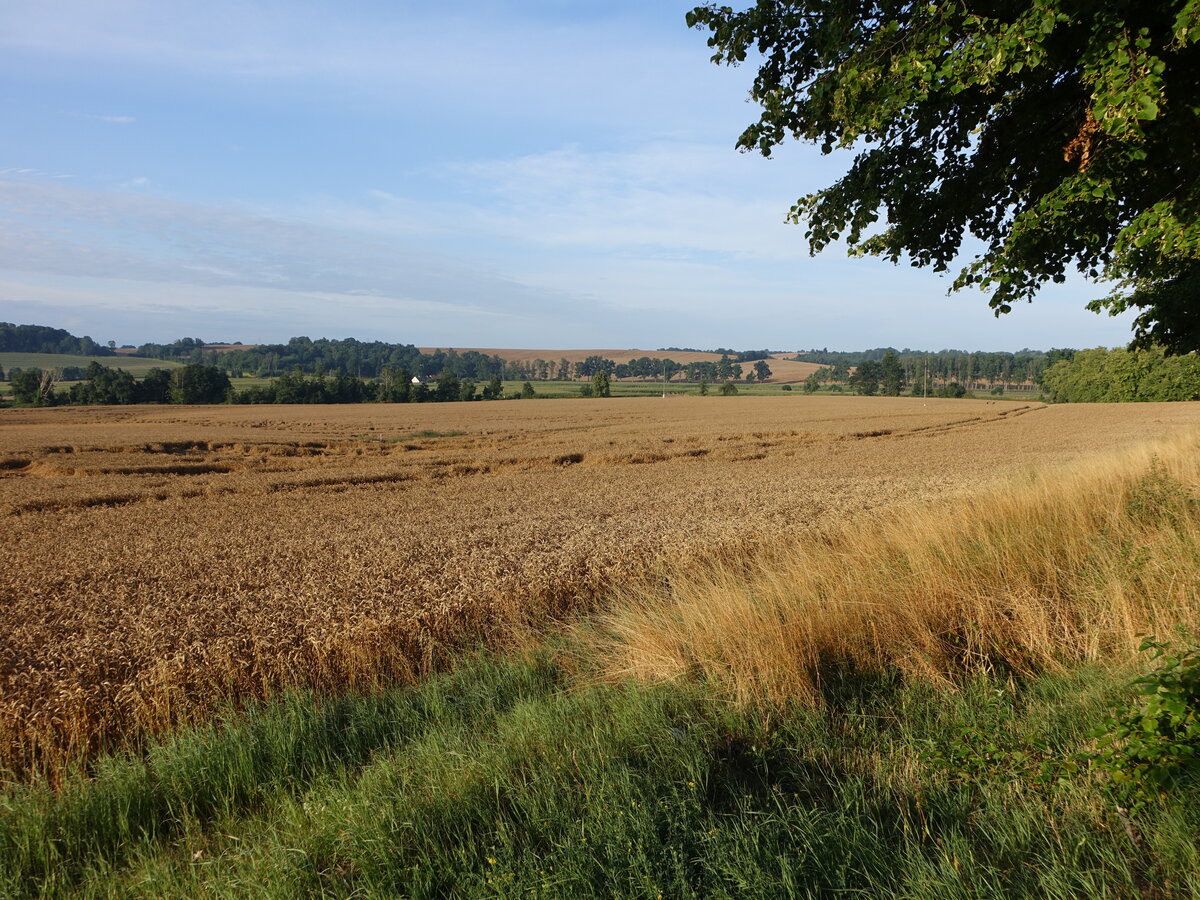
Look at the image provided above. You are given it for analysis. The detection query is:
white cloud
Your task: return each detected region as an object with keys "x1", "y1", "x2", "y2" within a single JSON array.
[
  {"x1": 0, "y1": 175, "x2": 610, "y2": 343},
  {"x1": 0, "y1": 142, "x2": 1137, "y2": 350}
]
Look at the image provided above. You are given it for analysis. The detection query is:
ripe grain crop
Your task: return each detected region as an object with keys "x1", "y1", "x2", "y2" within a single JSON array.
[
  {"x1": 592, "y1": 430, "x2": 1200, "y2": 706},
  {"x1": 2, "y1": 396, "x2": 1197, "y2": 777}
]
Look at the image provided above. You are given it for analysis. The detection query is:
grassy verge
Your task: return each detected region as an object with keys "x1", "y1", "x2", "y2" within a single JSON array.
[{"x1": 2, "y1": 648, "x2": 1198, "y2": 898}]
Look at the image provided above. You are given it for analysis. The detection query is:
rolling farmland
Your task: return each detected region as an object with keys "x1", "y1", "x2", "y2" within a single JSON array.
[
  {"x1": 2, "y1": 396, "x2": 1199, "y2": 776},
  {"x1": 418, "y1": 347, "x2": 824, "y2": 382}
]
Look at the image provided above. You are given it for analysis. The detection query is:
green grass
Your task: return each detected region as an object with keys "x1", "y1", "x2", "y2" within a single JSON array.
[
  {"x1": 3, "y1": 646, "x2": 1197, "y2": 899},
  {"x1": 0, "y1": 353, "x2": 182, "y2": 376},
  {"x1": 228, "y1": 375, "x2": 276, "y2": 390}
]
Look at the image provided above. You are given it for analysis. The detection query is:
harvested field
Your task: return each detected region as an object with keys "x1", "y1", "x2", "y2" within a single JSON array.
[{"x1": 2, "y1": 396, "x2": 1198, "y2": 776}]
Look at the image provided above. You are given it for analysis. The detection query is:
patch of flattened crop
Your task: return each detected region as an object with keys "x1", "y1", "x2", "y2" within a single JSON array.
[
  {"x1": 606, "y1": 452, "x2": 671, "y2": 465},
  {"x1": 845, "y1": 429, "x2": 894, "y2": 439},
  {"x1": 141, "y1": 440, "x2": 220, "y2": 455},
  {"x1": 114, "y1": 463, "x2": 234, "y2": 476},
  {"x1": 446, "y1": 463, "x2": 489, "y2": 477},
  {"x1": 266, "y1": 472, "x2": 416, "y2": 492},
  {"x1": 11, "y1": 493, "x2": 145, "y2": 515}
]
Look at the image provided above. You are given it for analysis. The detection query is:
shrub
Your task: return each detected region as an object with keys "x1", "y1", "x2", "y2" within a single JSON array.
[{"x1": 1090, "y1": 634, "x2": 1200, "y2": 811}]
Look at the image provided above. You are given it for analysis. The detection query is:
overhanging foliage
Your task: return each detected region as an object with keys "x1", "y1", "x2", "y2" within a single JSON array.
[{"x1": 689, "y1": 1, "x2": 1200, "y2": 349}]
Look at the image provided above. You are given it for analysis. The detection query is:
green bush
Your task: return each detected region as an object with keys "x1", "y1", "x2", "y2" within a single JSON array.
[{"x1": 1090, "y1": 634, "x2": 1200, "y2": 811}]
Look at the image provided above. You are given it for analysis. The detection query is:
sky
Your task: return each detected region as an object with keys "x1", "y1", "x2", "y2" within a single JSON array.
[{"x1": 0, "y1": 1, "x2": 1138, "y2": 352}]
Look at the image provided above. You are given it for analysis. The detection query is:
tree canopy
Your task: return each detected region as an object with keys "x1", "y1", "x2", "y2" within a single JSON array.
[{"x1": 688, "y1": 1, "x2": 1200, "y2": 350}]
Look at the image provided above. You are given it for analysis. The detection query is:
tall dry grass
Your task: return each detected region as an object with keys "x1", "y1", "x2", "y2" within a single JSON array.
[{"x1": 590, "y1": 432, "x2": 1200, "y2": 704}]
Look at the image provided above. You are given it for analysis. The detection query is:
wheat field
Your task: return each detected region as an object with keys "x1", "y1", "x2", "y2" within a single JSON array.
[{"x1": 2, "y1": 396, "x2": 1198, "y2": 776}]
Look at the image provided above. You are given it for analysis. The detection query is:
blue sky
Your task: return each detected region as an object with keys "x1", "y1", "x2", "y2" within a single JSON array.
[{"x1": 1, "y1": 0, "x2": 1136, "y2": 351}]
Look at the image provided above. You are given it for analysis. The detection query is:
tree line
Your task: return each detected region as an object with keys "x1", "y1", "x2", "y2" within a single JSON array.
[
  {"x1": 131, "y1": 336, "x2": 776, "y2": 384},
  {"x1": 504, "y1": 354, "x2": 772, "y2": 383},
  {"x1": 797, "y1": 348, "x2": 1076, "y2": 389},
  {"x1": 0, "y1": 323, "x2": 115, "y2": 357},
  {"x1": 134, "y1": 337, "x2": 494, "y2": 380},
  {"x1": 7, "y1": 363, "x2": 232, "y2": 407},
  {"x1": 1042, "y1": 348, "x2": 1200, "y2": 403},
  {"x1": 3, "y1": 364, "x2": 529, "y2": 408},
  {"x1": 801, "y1": 349, "x2": 1027, "y2": 398}
]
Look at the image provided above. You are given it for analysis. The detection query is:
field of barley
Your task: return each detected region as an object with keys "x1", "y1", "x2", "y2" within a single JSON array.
[{"x1": 3, "y1": 395, "x2": 1199, "y2": 777}]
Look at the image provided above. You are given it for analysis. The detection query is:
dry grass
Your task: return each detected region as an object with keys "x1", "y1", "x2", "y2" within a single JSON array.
[
  {"x1": 589, "y1": 431, "x2": 1200, "y2": 705},
  {"x1": 2, "y1": 396, "x2": 1198, "y2": 777}
]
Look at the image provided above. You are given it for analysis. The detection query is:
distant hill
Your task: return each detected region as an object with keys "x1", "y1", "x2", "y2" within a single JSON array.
[
  {"x1": 0, "y1": 322, "x2": 114, "y2": 357},
  {"x1": 418, "y1": 348, "x2": 823, "y2": 383}
]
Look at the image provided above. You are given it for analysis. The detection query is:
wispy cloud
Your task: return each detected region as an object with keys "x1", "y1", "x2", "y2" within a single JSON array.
[
  {"x1": 0, "y1": 165, "x2": 74, "y2": 179},
  {"x1": 74, "y1": 112, "x2": 136, "y2": 124},
  {"x1": 0, "y1": 175, "x2": 607, "y2": 344},
  {"x1": 0, "y1": 133, "x2": 1137, "y2": 350}
]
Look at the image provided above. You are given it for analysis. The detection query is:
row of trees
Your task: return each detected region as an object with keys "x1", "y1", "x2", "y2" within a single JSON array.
[
  {"x1": 8, "y1": 363, "x2": 232, "y2": 406},
  {"x1": 800, "y1": 349, "x2": 985, "y2": 398},
  {"x1": 482, "y1": 354, "x2": 774, "y2": 383},
  {"x1": 5, "y1": 364, "x2": 532, "y2": 408},
  {"x1": 134, "y1": 337, "x2": 493, "y2": 380},
  {"x1": 0, "y1": 323, "x2": 115, "y2": 357},
  {"x1": 124, "y1": 334, "x2": 777, "y2": 383},
  {"x1": 1042, "y1": 348, "x2": 1200, "y2": 403},
  {"x1": 659, "y1": 347, "x2": 774, "y2": 362},
  {"x1": 795, "y1": 349, "x2": 1075, "y2": 388},
  {"x1": 801, "y1": 350, "x2": 909, "y2": 396},
  {"x1": 235, "y1": 371, "x2": 515, "y2": 405}
]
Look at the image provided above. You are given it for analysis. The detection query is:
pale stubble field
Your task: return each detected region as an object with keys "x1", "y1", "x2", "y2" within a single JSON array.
[{"x1": 3, "y1": 395, "x2": 1198, "y2": 775}]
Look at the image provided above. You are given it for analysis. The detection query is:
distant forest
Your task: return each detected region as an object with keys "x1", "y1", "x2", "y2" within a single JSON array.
[
  {"x1": 797, "y1": 347, "x2": 1077, "y2": 387},
  {"x1": 130, "y1": 338, "x2": 775, "y2": 383},
  {"x1": 0, "y1": 323, "x2": 115, "y2": 357}
]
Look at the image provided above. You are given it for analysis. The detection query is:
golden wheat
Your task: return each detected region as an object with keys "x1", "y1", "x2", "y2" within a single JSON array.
[
  {"x1": 589, "y1": 431, "x2": 1200, "y2": 706},
  {"x1": 2, "y1": 396, "x2": 1198, "y2": 776}
]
